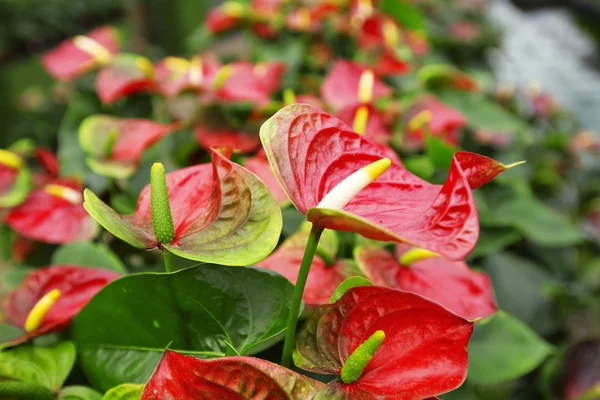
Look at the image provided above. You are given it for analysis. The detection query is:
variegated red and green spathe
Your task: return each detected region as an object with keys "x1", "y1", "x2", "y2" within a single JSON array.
[
  {"x1": 0, "y1": 265, "x2": 120, "y2": 347},
  {"x1": 294, "y1": 286, "x2": 473, "y2": 399},
  {"x1": 260, "y1": 104, "x2": 517, "y2": 260},
  {"x1": 355, "y1": 244, "x2": 497, "y2": 320},
  {"x1": 83, "y1": 148, "x2": 281, "y2": 265},
  {"x1": 79, "y1": 115, "x2": 180, "y2": 178},
  {"x1": 96, "y1": 53, "x2": 155, "y2": 104},
  {"x1": 141, "y1": 350, "x2": 324, "y2": 400}
]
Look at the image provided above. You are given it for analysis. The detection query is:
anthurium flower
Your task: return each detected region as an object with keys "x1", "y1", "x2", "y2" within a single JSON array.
[
  {"x1": 260, "y1": 104, "x2": 517, "y2": 260},
  {"x1": 155, "y1": 55, "x2": 220, "y2": 97},
  {"x1": 41, "y1": 26, "x2": 120, "y2": 81},
  {"x1": 257, "y1": 223, "x2": 357, "y2": 307},
  {"x1": 337, "y1": 103, "x2": 392, "y2": 144},
  {"x1": 79, "y1": 115, "x2": 180, "y2": 178},
  {"x1": 294, "y1": 286, "x2": 473, "y2": 399},
  {"x1": 321, "y1": 60, "x2": 391, "y2": 111},
  {"x1": 215, "y1": 61, "x2": 285, "y2": 106},
  {"x1": 96, "y1": 53, "x2": 155, "y2": 104},
  {"x1": 205, "y1": 1, "x2": 246, "y2": 33},
  {"x1": 355, "y1": 244, "x2": 497, "y2": 320},
  {"x1": 5, "y1": 178, "x2": 98, "y2": 244},
  {"x1": 141, "y1": 350, "x2": 324, "y2": 400},
  {"x1": 83, "y1": 148, "x2": 281, "y2": 265},
  {"x1": 0, "y1": 265, "x2": 120, "y2": 346},
  {"x1": 0, "y1": 148, "x2": 32, "y2": 208},
  {"x1": 195, "y1": 126, "x2": 261, "y2": 153},
  {"x1": 244, "y1": 149, "x2": 289, "y2": 206},
  {"x1": 403, "y1": 95, "x2": 467, "y2": 150}
]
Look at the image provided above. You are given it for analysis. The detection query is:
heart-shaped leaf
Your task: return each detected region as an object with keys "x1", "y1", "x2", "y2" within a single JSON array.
[
  {"x1": 142, "y1": 350, "x2": 324, "y2": 399},
  {"x1": 0, "y1": 266, "x2": 120, "y2": 346},
  {"x1": 355, "y1": 244, "x2": 497, "y2": 320},
  {"x1": 96, "y1": 54, "x2": 155, "y2": 104},
  {"x1": 294, "y1": 286, "x2": 473, "y2": 399},
  {"x1": 102, "y1": 384, "x2": 144, "y2": 400},
  {"x1": 260, "y1": 104, "x2": 514, "y2": 260},
  {"x1": 71, "y1": 265, "x2": 294, "y2": 391},
  {"x1": 5, "y1": 178, "x2": 99, "y2": 244},
  {"x1": 51, "y1": 242, "x2": 127, "y2": 273},
  {"x1": 60, "y1": 386, "x2": 103, "y2": 400},
  {"x1": 84, "y1": 148, "x2": 282, "y2": 265},
  {"x1": 41, "y1": 26, "x2": 120, "y2": 81},
  {"x1": 0, "y1": 341, "x2": 75, "y2": 390},
  {"x1": 468, "y1": 311, "x2": 553, "y2": 385},
  {"x1": 79, "y1": 115, "x2": 180, "y2": 179}
]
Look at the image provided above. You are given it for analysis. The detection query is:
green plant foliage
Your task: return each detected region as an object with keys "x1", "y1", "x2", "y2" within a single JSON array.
[
  {"x1": 60, "y1": 386, "x2": 103, "y2": 400},
  {"x1": 51, "y1": 242, "x2": 127, "y2": 273},
  {"x1": 102, "y1": 384, "x2": 144, "y2": 400}
]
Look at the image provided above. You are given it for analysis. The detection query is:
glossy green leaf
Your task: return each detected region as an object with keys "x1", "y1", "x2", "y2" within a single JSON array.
[
  {"x1": 329, "y1": 276, "x2": 373, "y2": 304},
  {"x1": 102, "y1": 384, "x2": 143, "y2": 400},
  {"x1": 493, "y1": 197, "x2": 583, "y2": 246},
  {"x1": 425, "y1": 134, "x2": 458, "y2": 169},
  {"x1": 0, "y1": 341, "x2": 76, "y2": 390},
  {"x1": 71, "y1": 265, "x2": 294, "y2": 391},
  {"x1": 51, "y1": 242, "x2": 127, "y2": 273},
  {"x1": 0, "y1": 166, "x2": 32, "y2": 208},
  {"x1": 468, "y1": 311, "x2": 553, "y2": 385},
  {"x1": 379, "y1": 0, "x2": 426, "y2": 32},
  {"x1": 60, "y1": 386, "x2": 103, "y2": 400}
]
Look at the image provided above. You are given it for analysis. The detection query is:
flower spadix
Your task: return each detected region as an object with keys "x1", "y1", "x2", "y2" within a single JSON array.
[
  {"x1": 83, "y1": 148, "x2": 282, "y2": 265},
  {"x1": 260, "y1": 104, "x2": 520, "y2": 260},
  {"x1": 294, "y1": 286, "x2": 473, "y2": 398}
]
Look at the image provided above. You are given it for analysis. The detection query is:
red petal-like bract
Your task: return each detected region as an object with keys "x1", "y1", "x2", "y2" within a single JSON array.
[
  {"x1": 295, "y1": 286, "x2": 473, "y2": 399},
  {"x1": 155, "y1": 55, "x2": 221, "y2": 97},
  {"x1": 0, "y1": 164, "x2": 18, "y2": 198},
  {"x1": 260, "y1": 104, "x2": 511, "y2": 260},
  {"x1": 321, "y1": 60, "x2": 392, "y2": 111},
  {"x1": 0, "y1": 265, "x2": 120, "y2": 346},
  {"x1": 336, "y1": 104, "x2": 392, "y2": 144},
  {"x1": 142, "y1": 350, "x2": 324, "y2": 400},
  {"x1": 195, "y1": 126, "x2": 261, "y2": 153},
  {"x1": 245, "y1": 151, "x2": 289, "y2": 205},
  {"x1": 5, "y1": 178, "x2": 97, "y2": 244},
  {"x1": 96, "y1": 54, "x2": 155, "y2": 104},
  {"x1": 205, "y1": 8, "x2": 242, "y2": 34},
  {"x1": 34, "y1": 148, "x2": 60, "y2": 177},
  {"x1": 217, "y1": 62, "x2": 285, "y2": 105},
  {"x1": 41, "y1": 26, "x2": 119, "y2": 81},
  {"x1": 355, "y1": 245, "x2": 497, "y2": 320}
]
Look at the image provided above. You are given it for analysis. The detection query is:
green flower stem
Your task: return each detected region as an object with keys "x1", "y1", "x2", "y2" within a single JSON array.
[
  {"x1": 163, "y1": 250, "x2": 175, "y2": 273},
  {"x1": 281, "y1": 223, "x2": 324, "y2": 368}
]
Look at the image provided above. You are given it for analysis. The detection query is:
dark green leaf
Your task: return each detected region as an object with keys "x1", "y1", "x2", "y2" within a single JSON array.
[
  {"x1": 51, "y1": 242, "x2": 127, "y2": 273},
  {"x1": 71, "y1": 265, "x2": 294, "y2": 391}
]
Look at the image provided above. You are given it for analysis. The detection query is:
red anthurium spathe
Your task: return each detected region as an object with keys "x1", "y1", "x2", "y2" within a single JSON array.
[
  {"x1": 216, "y1": 61, "x2": 285, "y2": 106},
  {"x1": 355, "y1": 244, "x2": 497, "y2": 320},
  {"x1": 205, "y1": 1, "x2": 245, "y2": 33},
  {"x1": 245, "y1": 149, "x2": 289, "y2": 206},
  {"x1": 41, "y1": 26, "x2": 120, "y2": 81},
  {"x1": 142, "y1": 350, "x2": 324, "y2": 400},
  {"x1": 321, "y1": 60, "x2": 391, "y2": 111},
  {"x1": 337, "y1": 103, "x2": 392, "y2": 144},
  {"x1": 79, "y1": 115, "x2": 180, "y2": 178},
  {"x1": 0, "y1": 265, "x2": 120, "y2": 346},
  {"x1": 195, "y1": 126, "x2": 261, "y2": 153},
  {"x1": 155, "y1": 55, "x2": 220, "y2": 97},
  {"x1": 294, "y1": 286, "x2": 473, "y2": 399},
  {"x1": 83, "y1": 148, "x2": 281, "y2": 265},
  {"x1": 403, "y1": 95, "x2": 467, "y2": 150},
  {"x1": 260, "y1": 104, "x2": 517, "y2": 260},
  {"x1": 96, "y1": 53, "x2": 155, "y2": 104},
  {"x1": 5, "y1": 177, "x2": 98, "y2": 244},
  {"x1": 257, "y1": 223, "x2": 355, "y2": 307}
]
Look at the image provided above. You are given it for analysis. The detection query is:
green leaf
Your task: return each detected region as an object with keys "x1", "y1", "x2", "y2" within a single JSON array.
[
  {"x1": 0, "y1": 341, "x2": 76, "y2": 390},
  {"x1": 468, "y1": 229, "x2": 521, "y2": 259},
  {"x1": 425, "y1": 134, "x2": 458, "y2": 169},
  {"x1": 437, "y1": 90, "x2": 527, "y2": 135},
  {"x1": 403, "y1": 155, "x2": 434, "y2": 180},
  {"x1": 60, "y1": 386, "x2": 103, "y2": 400},
  {"x1": 2, "y1": 266, "x2": 36, "y2": 290},
  {"x1": 468, "y1": 312, "x2": 553, "y2": 385},
  {"x1": 0, "y1": 165, "x2": 32, "y2": 208},
  {"x1": 51, "y1": 242, "x2": 127, "y2": 273},
  {"x1": 329, "y1": 276, "x2": 373, "y2": 304},
  {"x1": 71, "y1": 265, "x2": 294, "y2": 391},
  {"x1": 378, "y1": 0, "x2": 426, "y2": 32},
  {"x1": 290, "y1": 222, "x2": 338, "y2": 266},
  {"x1": 493, "y1": 197, "x2": 583, "y2": 246},
  {"x1": 101, "y1": 384, "x2": 143, "y2": 400},
  {"x1": 0, "y1": 323, "x2": 25, "y2": 346}
]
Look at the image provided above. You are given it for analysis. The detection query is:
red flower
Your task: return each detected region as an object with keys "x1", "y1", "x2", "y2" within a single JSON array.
[
  {"x1": 195, "y1": 126, "x2": 261, "y2": 153},
  {"x1": 5, "y1": 177, "x2": 98, "y2": 244},
  {"x1": 96, "y1": 54, "x2": 155, "y2": 104},
  {"x1": 403, "y1": 95, "x2": 467, "y2": 150},
  {"x1": 355, "y1": 244, "x2": 497, "y2": 320},
  {"x1": 216, "y1": 62, "x2": 285, "y2": 105},
  {"x1": 79, "y1": 115, "x2": 180, "y2": 178},
  {"x1": 41, "y1": 26, "x2": 120, "y2": 81},
  {"x1": 205, "y1": 5, "x2": 243, "y2": 34},
  {"x1": 337, "y1": 103, "x2": 392, "y2": 144},
  {"x1": 155, "y1": 55, "x2": 220, "y2": 97},
  {"x1": 244, "y1": 149, "x2": 290, "y2": 205},
  {"x1": 0, "y1": 265, "x2": 120, "y2": 346},
  {"x1": 260, "y1": 104, "x2": 516, "y2": 260},
  {"x1": 294, "y1": 286, "x2": 473, "y2": 399},
  {"x1": 142, "y1": 350, "x2": 323, "y2": 400}
]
